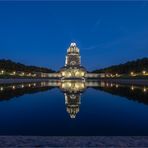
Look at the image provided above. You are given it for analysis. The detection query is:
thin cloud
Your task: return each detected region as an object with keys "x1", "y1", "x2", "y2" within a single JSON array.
[
  {"x1": 82, "y1": 29, "x2": 148, "y2": 52},
  {"x1": 91, "y1": 19, "x2": 101, "y2": 32},
  {"x1": 82, "y1": 40, "x2": 121, "y2": 51},
  {"x1": 82, "y1": 45, "x2": 101, "y2": 51}
]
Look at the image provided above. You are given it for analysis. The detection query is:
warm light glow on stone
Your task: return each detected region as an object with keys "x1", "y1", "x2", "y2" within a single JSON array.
[
  {"x1": 61, "y1": 81, "x2": 85, "y2": 92},
  {"x1": 62, "y1": 71, "x2": 65, "y2": 76}
]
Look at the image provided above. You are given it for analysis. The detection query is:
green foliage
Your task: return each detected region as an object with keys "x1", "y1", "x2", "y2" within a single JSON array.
[
  {"x1": 0, "y1": 59, "x2": 55, "y2": 73},
  {"x1": 93, "y1": 57, "x2": 148, "y2": 74}
]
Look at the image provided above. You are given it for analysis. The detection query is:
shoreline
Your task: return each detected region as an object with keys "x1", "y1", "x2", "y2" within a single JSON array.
[
  {"x1": 0, "y1": 78, "x2": 57, "y2": 84},
  {"x1": 0, "y1": 136, "x2": 148, "y2": 147},
  {"x1": 101, "y1": 78, "x2": 148, "y2": 86},
  {"x1": 0, "y1": 78, "x2": 148, "y2": 86}
]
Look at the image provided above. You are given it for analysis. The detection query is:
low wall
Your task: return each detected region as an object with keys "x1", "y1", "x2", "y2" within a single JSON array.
[
  {"x1": 0, "y1": 79, "x2": 55, "y2": 84},
  {"x1": 102, "y1": 79, "x2": 148, "y2": 86}
]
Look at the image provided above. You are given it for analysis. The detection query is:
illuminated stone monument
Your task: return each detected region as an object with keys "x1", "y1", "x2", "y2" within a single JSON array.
[
  {"x1": 65, "y1": 43, "x2": 80, "y2": 67},
  {"x1": 60, "y1": 43, "x2": 86, "y2": 79}
]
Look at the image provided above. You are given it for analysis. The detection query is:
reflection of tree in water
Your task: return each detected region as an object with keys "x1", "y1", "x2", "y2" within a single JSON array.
[
  {"x1": 0, "y1": 81, "x2": 86, "y2": 119},
  {"x1": 0, "y1": 83, "x2": 53, "y2": 101},
  {"x1": 0, "y1": 81, "x2": 148, "y2": 118},
  {"x1": 95, "y1": 85, "x2": 148, "y2": 105}
]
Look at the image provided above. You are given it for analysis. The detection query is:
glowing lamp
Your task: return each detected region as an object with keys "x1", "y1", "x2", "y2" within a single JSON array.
[
  {"x1": 143, "y1": 88, "x2": 147, "y2": 92},
  {"x1": 130, "y1": 72, "x2": 134, "y2": 76},
  {"x1": 142, "y1": 71, "x2": 146, "y2": 75},
  {"x1": 131, "y1": 86, "x2": 134, "y2": 90},
  {"x1": 1, "y1": 70, "x2": 4, "y2": 74}
]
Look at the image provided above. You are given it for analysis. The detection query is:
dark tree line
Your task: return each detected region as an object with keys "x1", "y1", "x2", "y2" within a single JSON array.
[
  {"x1": 93, "y1": 57, "x2": 148, "y2": 74},
  {"x1": 0, "y1": 59, "x2": 55, "y2": 73}
]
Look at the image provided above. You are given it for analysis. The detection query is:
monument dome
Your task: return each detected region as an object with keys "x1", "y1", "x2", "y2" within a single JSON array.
[{"x1": 67, "y1": 43, "x2": 79, "y2": 53}]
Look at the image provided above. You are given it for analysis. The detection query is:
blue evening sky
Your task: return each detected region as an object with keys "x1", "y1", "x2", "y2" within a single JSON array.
[{"x1": 0, "y1": 1, "x2": 148, "y2": 71}]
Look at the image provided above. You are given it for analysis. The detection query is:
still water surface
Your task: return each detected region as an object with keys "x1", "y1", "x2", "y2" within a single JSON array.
[{"x1": 0, "y1": 80, "x2": 148, "y2": 136}]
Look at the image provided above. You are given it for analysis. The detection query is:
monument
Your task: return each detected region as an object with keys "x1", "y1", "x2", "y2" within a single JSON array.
[{"x1": 60, "y1": 43, "x2": 86, "y2": 80}]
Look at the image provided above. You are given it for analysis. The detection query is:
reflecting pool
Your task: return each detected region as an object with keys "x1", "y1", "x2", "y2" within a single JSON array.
[{"x1": 0, "y1": 80, "x2": 148, "y2": 136}]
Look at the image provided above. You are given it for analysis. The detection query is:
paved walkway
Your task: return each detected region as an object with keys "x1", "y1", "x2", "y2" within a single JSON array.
[{"x1": 0, "y1": 136, "x2": 148, "y2": 147}]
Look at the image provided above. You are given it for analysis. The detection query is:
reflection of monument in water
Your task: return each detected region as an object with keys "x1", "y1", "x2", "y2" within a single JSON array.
[
  {"x1": 60, "y1": 80, "x2": 86, "y2": 118},
  {"x1": 65, "y1": 92, "x2": 80, "y2": 119}
]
